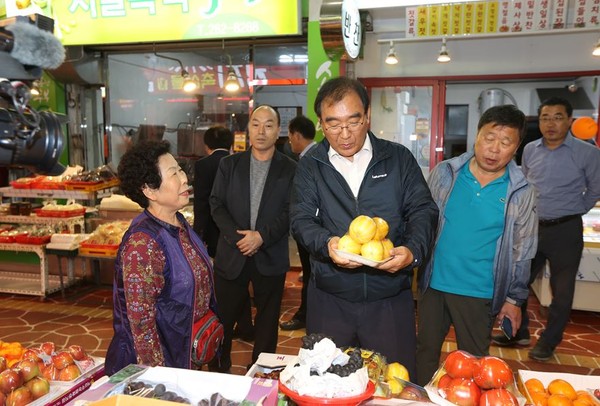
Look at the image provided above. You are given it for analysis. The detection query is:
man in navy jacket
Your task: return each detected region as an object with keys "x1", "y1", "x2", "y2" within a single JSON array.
[{"x1": 290, "y1": 78, "x2": 438, "y2": 381}]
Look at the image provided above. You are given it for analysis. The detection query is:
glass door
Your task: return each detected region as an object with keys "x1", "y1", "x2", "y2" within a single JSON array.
[{"x1": 361, "y1": 79, "x2": 445, "y2": 177}]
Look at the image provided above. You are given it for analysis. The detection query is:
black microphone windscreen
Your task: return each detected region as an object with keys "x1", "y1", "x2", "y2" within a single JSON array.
[{"x1": 7, "y1": 22, "x2": 65, "y2": 70}]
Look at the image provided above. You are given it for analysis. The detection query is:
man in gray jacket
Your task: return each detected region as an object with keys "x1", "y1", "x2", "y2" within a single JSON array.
[
  {"x1": 416, "y1": 105, "x2": 538, "y2": 386},
  {"x1": 290, "y1": 77, "x2": 438, "y2": 381}
]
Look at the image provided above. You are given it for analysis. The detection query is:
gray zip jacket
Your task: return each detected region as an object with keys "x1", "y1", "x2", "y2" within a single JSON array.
[{"x1": 420, "y1": 152, "x2": 538, "y2": 316}]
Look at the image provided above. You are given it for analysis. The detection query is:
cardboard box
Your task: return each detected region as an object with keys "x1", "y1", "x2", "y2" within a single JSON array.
[{"x1": 518, "y1": 370, "x2": 600, "y2": 404}]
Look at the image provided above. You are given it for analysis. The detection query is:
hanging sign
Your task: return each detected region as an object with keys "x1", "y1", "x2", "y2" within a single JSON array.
[{"x1": 6, "y1": 0, "x2": 301, "y2": 46}]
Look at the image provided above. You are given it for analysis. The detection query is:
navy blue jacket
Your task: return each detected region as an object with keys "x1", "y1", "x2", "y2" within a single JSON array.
[
  {"x1": 290, "y1": 133, "x2": 439, "y2": 303},
  {"x1": 105, "y1": 210, "x2": 213, "y2": 375}
]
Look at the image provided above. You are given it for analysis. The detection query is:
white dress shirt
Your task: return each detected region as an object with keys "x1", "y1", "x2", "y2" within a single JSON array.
[{"x1": 328, "y1": 136, "x2": 373, "y2": 197}]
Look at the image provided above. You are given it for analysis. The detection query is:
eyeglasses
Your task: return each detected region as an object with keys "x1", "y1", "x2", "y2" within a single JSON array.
[
  {"x1": 539, "y1": 116, "x2": 567, "y2": 124},
  {"x1": 323, "y1": 121, "x2": 364, "y2": 135}
]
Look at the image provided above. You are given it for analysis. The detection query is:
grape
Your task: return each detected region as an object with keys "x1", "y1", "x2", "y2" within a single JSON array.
[{"x1": 154, "y1": 383, "x2": 166, "y2": 397}]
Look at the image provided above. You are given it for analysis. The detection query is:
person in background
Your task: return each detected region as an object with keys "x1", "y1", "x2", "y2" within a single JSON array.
[
  {"x1": 193, "y1": 126, "x2": 234, "y2": 257},
  {"x1": 209, "y1": 105, "x2": 297, "y2": 372},
  {"x1": 279, "y1": 115, "x2": 317, "y2": 331},
  {"x1": 290, "y1": 77, "x2": 438, "y2": 381},
  {"x1": 105, "y1": 140, "x2": 216, "y2": 375},
  {"x1": 492, "y1": 97, "x2": 600, "y2": 361},
  {"x1": 416, "y1": 105, "x2": 537, "y2": 386},
  {"x1": 193, "y1": 126, "x2": 254, "y2": 342}
]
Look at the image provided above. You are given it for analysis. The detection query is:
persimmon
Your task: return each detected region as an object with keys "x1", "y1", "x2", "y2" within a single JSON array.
[
  {"x1": 548, "y1": 379, "x2": 577, "y2": 401},
  {"x1": 526, "y1": 378, "x2": 547, "y2": 394},
  {"x1": 547, "y1": 394, "x2": 573, "y2": 406},
  {"x1": 530, "y1": 391, "x2": 549, "y2": 406}
]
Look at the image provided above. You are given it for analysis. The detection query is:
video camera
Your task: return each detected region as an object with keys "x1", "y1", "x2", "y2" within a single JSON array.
[{"x1": 0, "y1": 14, "x2": 66, "y2": 175}]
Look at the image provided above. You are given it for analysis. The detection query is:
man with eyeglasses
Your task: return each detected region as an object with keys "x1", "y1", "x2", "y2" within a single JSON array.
[
  {"x1": 492, "y1": 97, "x2": 600, "y2": 361},
  {"x1": 290, "y1": 77, "x2": 438, "y2": 381}
]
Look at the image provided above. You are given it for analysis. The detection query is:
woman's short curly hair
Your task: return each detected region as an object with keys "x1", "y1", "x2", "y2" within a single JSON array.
[{"x1": 117, "y1": 140, "x2": 171, "y2": 208}]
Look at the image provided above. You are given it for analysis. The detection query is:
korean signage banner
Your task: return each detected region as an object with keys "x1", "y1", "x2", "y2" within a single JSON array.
[
  {"x1": 2, "y1": 0, "x2": 301, "y2": 45},
  {"x1": 405, "y1": 0, "x2": 600, "y2": 38}
]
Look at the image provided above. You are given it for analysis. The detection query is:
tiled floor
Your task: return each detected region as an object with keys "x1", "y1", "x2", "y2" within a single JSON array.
[{"x1": 0, "y1": 268, "x2": 599, "y2": 379}]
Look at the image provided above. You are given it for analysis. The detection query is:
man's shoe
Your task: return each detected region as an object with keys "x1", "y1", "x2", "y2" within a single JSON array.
[
  {"x1": 298, "y1": 272, "x2": 303, "y2": 282},
  {"x1": 491, "y1": 333, "x2": 530, "y2": 347},
  {"x1": 528, "y1": 341, "x2": 554, "y2": 362},
  {"x1": 279, "y1": 318, "x2": 305, "y2": 331}
]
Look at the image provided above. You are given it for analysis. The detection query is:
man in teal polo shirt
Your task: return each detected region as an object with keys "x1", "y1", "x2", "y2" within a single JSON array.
[{"x1": 416, "y1": 105, "x2": 538, "y2": 386}]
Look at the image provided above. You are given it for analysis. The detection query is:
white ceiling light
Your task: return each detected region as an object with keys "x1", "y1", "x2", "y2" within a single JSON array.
[
  {"x1": 593, "y1": 38, "x2": 600, "y2": 56},
  {"x1": 437, "y1": 38, "x2": 451, "y2": 63},
  {"x1": 385, "y1": 41, "x2": 398, "y2": 65}
]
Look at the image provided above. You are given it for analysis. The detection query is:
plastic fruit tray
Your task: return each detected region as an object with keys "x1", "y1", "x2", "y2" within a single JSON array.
[
  {"x1": 35, "y1": 208, "x2": 86, "y2": 218},
  {"x1": 63, "y1": 179, "x2": 120, "y2": 191},
  {"x1": 14, "y1": 235, "x2": 52, "y2": 245},
  {"x1": 79, "y1": 242, "x2": 119, "y2": 257}
]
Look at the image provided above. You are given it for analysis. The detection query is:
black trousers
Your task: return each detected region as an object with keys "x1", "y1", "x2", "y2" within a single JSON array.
[
  {"x1": 212, "y1": 258, "x2": 286, "y2": 369},
  {"x1": 517, "y1": 216, "x2": 583, "y2": 349},
  {"x1": 415, "y1": 288, "x2": 494, "y2": 386},
  {"x1": 307, "y1": 278, "x2": 417, "y2": 383},
  {"x1": 293, "y1": 241, "x2": 311, "y2": 322}
]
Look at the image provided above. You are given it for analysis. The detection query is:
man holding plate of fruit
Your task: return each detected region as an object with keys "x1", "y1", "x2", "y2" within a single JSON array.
[{"x1": 290, "y1": 77, "x2": 438, "y2": 382}]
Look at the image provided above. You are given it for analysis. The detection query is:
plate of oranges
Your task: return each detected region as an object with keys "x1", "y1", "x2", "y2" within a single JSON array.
[{"x1": 335, "y1": 215, "x2": 394, "y2": 267}]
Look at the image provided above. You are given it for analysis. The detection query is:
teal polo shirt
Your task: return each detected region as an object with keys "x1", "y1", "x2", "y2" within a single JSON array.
[{"x1": 430, "y1": 164, "x2": 509, "y2": 299}]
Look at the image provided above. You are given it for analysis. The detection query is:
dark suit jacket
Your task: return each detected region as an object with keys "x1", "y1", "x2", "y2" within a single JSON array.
[
  {"x1": 193, "y1": 149, "x2": 230, "y2": 257},
  {"x1": 210, "y1": 149, "x2": 297, "y2": 279}
]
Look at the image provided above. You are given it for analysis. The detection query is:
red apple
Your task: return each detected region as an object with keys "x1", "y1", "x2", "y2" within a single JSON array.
[
  {"x1": 0, "y1": 391, "x2": 5, "y2": 405},
  {"x1": 0, "y1": 369, "x2": 24, "y2": 395},
  {"x1": 25, "y1": 376, "x2": 50, "y2": 400},
  {"x1": 13, "y1": 359, "x2": 40, "y2": 382},
  {"x1": 58, "y1": 364, "x2": 81, "y2": 381},
  {"x1": 52, "y1": 351, "x2": 74, "y2": 370},
  {"x1": 21, "y1": 349, "x2": 43, "y2": 363},
  {"x1": 0, "y1": 356, "x2": 6, "y2": 373},
  {"x1": 39, "y1": 342, "x2": 55, "y2": 356},
  {"x1": 41, "y1": 364, "x2": 59, "y2": 381},
  {"x1": 6, "y1": 386, "x2": 33, "y2": 406},
  {"x1": 67, "y1": 345, "x2": 86, "y2": 361}
]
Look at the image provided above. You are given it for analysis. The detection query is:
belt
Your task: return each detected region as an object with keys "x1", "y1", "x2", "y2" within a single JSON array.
[{"x1": 539, "y1": 214, "x2": 581, "y2": 226}]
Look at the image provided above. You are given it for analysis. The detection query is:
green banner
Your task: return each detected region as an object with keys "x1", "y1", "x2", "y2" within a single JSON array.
[{"x1": 306, "y1": 19, "x2": 339, "y2": 142}]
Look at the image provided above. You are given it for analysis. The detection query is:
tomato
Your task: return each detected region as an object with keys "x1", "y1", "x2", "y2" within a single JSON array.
[
  {"x1": 444, "y1": 350, "x2": 477, "y2": 379},
  {"x1": 472, "y1": 356, "x2": 513, "y2": 389},
  {"x1": 438, "y1": 373, "x2": 452, "y2": 391},
  {"x1": 444, "y1": 378, "x2": 482, "y2": 406},
  {"x1": 479, "y1": 388, "x2": 518, "y2": 406}
]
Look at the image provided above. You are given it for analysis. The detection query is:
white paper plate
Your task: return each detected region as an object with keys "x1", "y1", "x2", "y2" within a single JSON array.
[{"x1": 334, "y1": 249, "x2": 392, "y2": 267}]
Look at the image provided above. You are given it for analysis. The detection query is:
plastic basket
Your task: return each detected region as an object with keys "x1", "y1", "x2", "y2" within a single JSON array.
[{"x1": 79, "y1": 242, "x2": 119, "y2": 257}]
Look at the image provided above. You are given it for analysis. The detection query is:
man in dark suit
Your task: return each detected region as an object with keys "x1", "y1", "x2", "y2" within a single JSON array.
[
  {"x1": 279, "y1": 115, "x2": 317, "y2": 331},
  {"x1": 209, "y1": 105, "x2": 297, "y2": 372},
  {"x1": 193, "y1": 126, "x2": 233, "y2": 256},
  {"x1": 193, "y1": 126, "x2": 254, "y2": 342}
]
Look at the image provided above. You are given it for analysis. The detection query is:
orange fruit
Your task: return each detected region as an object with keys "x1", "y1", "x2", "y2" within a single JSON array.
[
  {"x1": 574, "y1": 391, "x2": 596, "y2": 406},
  {"x1": 548, "y1": 379, "x2": 577, "y2": 401},
  {"x1": 361, "y1": 240, "x2": 384, "y2": 262},
  {"x1": 573, "y1": 400, "x2": 592, "y2": 406},
  {"x1": 531, "y1": 391, "x2": 549, "y2": 406},
  {"x1": 547, "y1": 394, "x2": 573, "y2": 406},
  {"x1": 372, "y1": 217, "x2": 389, "y2": 240},
  {"x1": 348, "y1": 215, "x2": 377, "y2": 244},
  {"x1": 526, "y1": 378, "x2": 547, "y2": 394},
  {"x1": 381, "y1": 238, "x2": 394, "y2": 259},
  {"x1": 338, "y1": 234, "x2": 362, "y2": 255}
]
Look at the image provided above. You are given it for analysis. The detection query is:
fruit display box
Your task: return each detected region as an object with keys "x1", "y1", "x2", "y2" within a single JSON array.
[
  {"x1": 66, "y1": 364, "x2": 279, "y2": 406},
  {"x1": 517, "y1": 370, "x2": 600, "y2": 405},
  {"x1": 30, "y1": 357, "x2": 106, "y2": 406}
]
